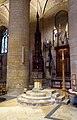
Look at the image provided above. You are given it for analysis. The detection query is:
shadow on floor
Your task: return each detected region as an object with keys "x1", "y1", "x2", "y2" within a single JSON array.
[{"x1": 0, "y1": 97, "x2": 6, "y2": 102}]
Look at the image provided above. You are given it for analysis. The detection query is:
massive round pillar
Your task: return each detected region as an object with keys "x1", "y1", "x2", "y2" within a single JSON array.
[
  {"x1": 69, "y1": 0, "x2": 77, "y2": 88},
  {"x1": 7, "y1": 0, "x2": 30, "y2": 95}
]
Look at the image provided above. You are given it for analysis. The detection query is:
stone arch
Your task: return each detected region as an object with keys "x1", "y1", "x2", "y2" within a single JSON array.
[{"x1": 0, "y1": 25, "x2": 8, "y2": 85}]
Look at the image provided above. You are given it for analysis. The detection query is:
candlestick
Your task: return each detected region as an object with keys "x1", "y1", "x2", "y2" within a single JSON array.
[{"x1": 62, "y1": 51, "x2": 64, "y2": 60}]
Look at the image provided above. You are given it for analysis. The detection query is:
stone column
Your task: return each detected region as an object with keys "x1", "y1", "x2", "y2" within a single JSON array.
[
  {"x1": 69, "y1": 0, "x2": 77, "y2": 89},
  {"x1": 7, "y1": 0, "x2": 30, "y2": 95}
]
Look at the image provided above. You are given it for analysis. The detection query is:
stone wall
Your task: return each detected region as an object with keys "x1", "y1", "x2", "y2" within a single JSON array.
[
  {"x1": 29, "y1": 10, "x2": 69, "y2": 83},
  {"x1": 69, "y1": 0, "x2": 77, "y2": 90}
]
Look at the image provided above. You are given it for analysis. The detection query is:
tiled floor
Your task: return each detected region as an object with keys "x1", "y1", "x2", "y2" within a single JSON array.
[{"x1": 0, "y1": 96, "x2": 77, "y2": 120}]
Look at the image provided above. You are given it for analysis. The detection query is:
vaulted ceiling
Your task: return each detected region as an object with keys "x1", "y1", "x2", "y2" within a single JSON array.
[
  {"x1": 30, "y1": 0, "x2": 68, "y2": 22},
  {"x1": 0, "y1": 0, "x2": 68, "y2": 24}
]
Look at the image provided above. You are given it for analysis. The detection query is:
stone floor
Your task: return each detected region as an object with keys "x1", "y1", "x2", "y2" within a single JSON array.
[{"x1": 0, "y1": 96, "x2": 77, "y2": 120}]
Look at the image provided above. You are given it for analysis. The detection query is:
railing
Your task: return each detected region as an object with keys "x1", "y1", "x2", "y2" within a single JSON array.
[{"x1": 51, "y1": 79, "x2": 71, "y2": 89}]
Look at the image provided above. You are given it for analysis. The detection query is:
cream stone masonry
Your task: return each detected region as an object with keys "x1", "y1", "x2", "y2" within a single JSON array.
[
  {"x1": 7, "y1": 0, "x2": 30, "y2": 94},
  {"x1": 69, "y1": 0, "x2": 77, "y2": 82}
]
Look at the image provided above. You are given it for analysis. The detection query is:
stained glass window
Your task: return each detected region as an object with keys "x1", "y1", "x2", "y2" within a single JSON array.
[{"x1": 1, "y1": 29, "x2": 8, "y2": 53}]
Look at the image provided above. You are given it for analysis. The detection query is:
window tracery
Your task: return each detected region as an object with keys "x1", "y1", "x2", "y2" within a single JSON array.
[{"x1": 1, "y1": 29, "x2": 8, "y2": 53}]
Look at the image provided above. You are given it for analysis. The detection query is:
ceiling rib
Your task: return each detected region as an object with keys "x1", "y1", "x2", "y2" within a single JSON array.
[
  {"x1": 37, "y1": 0, "x2": 42, "y2": 14},
  {"x1": 1, "y1": 4, "x2": 9, "y2": 12},
  {"x1": 30, "y1": 2, "x2": 37, "y2": 11},
  {"x1": 42, "y1": 0, "x2": 49, "y2": 15}
]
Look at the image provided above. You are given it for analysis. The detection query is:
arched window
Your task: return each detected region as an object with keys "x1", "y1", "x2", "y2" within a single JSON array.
[
  {"x1": 53, "y1": 10, "x2": 68, "y2": 47},
  {"x1": 1, "y1": 29, "x2": 8, "y2": 53}
]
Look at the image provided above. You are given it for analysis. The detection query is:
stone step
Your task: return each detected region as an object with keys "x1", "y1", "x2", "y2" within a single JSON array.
[
  {"x1": 43, "y1": 89, "x2": 56, "y2": 94},
  {"x1": 21, "y1": 93, "x2": 51, "y2": 100},
  {"x1": 62, "y1": 98, "x2": 70, "y2": 105},
  {"x1": 56, "y1": 95, "x2": 65, "y2": 101},
  {"x1": 52, "y1": 92, "x2": 60, "y2": 98},
  {"x1": 26, "y1": 90, "x2": 46, "y2": 97},
  {"x1": 17, "y1": 95, "x2": 53, "y2": 105}
]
